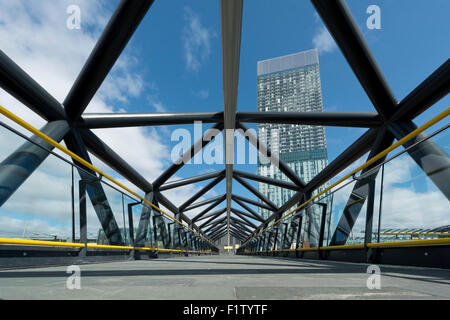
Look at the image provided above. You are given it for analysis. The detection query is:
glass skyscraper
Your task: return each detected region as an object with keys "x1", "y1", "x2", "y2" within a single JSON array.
[{"x1": 257, "y1": 49, "x2": 329, "y2": 221}]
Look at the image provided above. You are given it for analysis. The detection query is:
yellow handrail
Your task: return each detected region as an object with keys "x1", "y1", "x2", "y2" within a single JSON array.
[
  {"x1": 246, "y1": 237, "x2": 450, "y2": 254},
  {"x1": 0, "y1": 105, "x2": 214, "y2": 246},
  {"x1": 256, "y1": 107, "x2": 449, "y2": 237},
  {"x1": 0, "y1": 238, "x2": 211, "y2": 254}
]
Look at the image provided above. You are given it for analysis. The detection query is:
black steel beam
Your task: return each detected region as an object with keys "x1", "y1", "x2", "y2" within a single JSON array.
[
  {"x1": 231, "y1": 194, "x2": 275, "y2": 212},
  {"x1": 81, "y1": 112, "x2": 223, "y2": 128},
  {"x1": 311, "y1": 0, "x2": 397, "y2": 120},
  {"x1": 230, "y1": 224, "x2": 250, "y2": 237},
  {"x1": 232, "y1": 198, "x2": 264, "y2": 222},
  {"x1": 230, "y1": 216, "x2": 254, "y2": 232},
  {"x1": 197, "y1": 209, "x2": 226, "y2": 223},
  {"x1": 153, "y1": 122, "x2": 224, "y2": 188},
  {"x1": 208, "y1": 228, "x2": 226, "y2": 240},
  {"x1": 390, "y1": 59, "x2": 450, "y2": 122},
  {"x1": 192, "y1": 196, "x2": 227, "y2": 222},
  {"x1": 80, "y1": 129, "x2": 153, "y2": 192},
  {"x1": 64, "y1": 0, "x2": 154, "y2": 121},
  {"x1": 330, "y1": 128, "x2": 394, "y2": 246},
  {"x1": 197, "y1": 207, "x2": 227, "y2": 222},
  {"x1": 0, "y1": 50, "x2": 67, "y2": 121},
  {"x1": 206, "y1": 219, "x2": 227, "y2": 235},
  {"x1": 234, "y1": 175, "x2": 278, "y2": 211},
  {"x1": 0, "y1": 121, "x2": 70, "y2": 207},
  {"x1": 212, "y1": 232, "x2": 227, "y2": 242},
  {"x1": 262, "y1": 128, "x2": 378, "y2": 226},
  {"x1": 153, "y1": 190, "x2": 179, "y2": 215},
  {"x1": 184, "y1": 194, "x2": 227, "y2": 212},
  {"x1": 199, "y1": 209, "x2": 227, "y2": 229},
  {"x1": 0, "y1": 48, "x2": 157, "y2": 200},
  {"x1": 64, "y1": 129, "x2": 125, "y2": 245},
  {"x1": 204, "y1": 218, "x2": 228, "y2": 235},
  {"x1": 160, "y1": 170, "x2": 225, "y2": 191},
  {"x1": 221, "y1": 0, "x2": 243, "y2": 241},
  {"x1": 236, "y1": 122, "x2": 306, "y2": 188},
  {"x1": 81, "y1": 111, "x2": 383, "y2": 129},
  {"x1": 388, "y1": 121, "x2": 450, "y2": 200},
  {"x1": 211, "y1": 229, "x2": 226, "y2": 239},
  {"x1": 236, "y1": 112, "x2": 382, "y2": 127},
  {"x1": 230, "y1": 208, "x2": 258, "y2": 228},
  {"x1": 204, "y1": 220, "x2": 226, "y2": 235},
  {"x1": 305, "y1": 128, "x2": 379, "y2": 193},
  {"x1": 230, "y1": 225, "x2": 250, "y2": 237},
  {"x1": 178, "y1": 174, "x2": 225, "y2": 212},
  {"x1": 210, "y1": 227, "x2": 227, "y2": 239},
  {"x1": 135, "y1": 192, "x2": 156, "y2": 247},
  {"x1": 233, "y1": 169, "x2": 299, "y2": 191},
  {"x1": 230, "y1": 230, "x2": 245, "y2": 242},
  {"x1": 231, "y1": 228, "x2": 250, "y2": 241},
  {"x1": 196, "y1": 208, "x2": 226, "y2": 226}
]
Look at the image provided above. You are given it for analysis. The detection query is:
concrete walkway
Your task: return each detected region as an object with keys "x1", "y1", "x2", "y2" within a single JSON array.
[{"x1": 0, "y1": 255, "x2": 449, "y2": 299}]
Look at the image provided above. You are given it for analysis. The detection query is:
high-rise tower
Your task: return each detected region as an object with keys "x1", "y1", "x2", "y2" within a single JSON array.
[{"x1": 257, "y1": 49, "x2": 329, "y2": 221}]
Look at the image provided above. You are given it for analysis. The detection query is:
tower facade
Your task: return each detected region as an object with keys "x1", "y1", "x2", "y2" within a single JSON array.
[{"x1": 257, "y1": 49, "x2": 329, "y2": 223}]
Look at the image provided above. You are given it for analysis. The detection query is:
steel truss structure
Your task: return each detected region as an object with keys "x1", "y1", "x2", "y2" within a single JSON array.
[{"x1": 0, "y1": 0, "x2": 449, "y2": 252}]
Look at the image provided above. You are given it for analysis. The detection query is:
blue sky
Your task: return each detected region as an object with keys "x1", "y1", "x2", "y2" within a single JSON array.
[
  {"x1": 0, "y1": 0, "x2": 448, "y2": 239},
  {"x1": 123, "y1": 0, "x2": 449, "y2": 206}
]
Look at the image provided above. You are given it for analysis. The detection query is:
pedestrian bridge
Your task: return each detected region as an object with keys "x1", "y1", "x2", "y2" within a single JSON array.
[
  {"x1": 1, "y1": 255, "x2": 450, "y2": 300},
  {"x1": 0, "y1": 0, "x2": 449, "y2": 300}
]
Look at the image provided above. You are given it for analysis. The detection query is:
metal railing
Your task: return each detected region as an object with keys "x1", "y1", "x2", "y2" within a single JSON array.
[
  {"x1": 239, "y1": 107, "x2": 450, "y2": 254},
  {"x1": 0, "y1": 104, "x2": 218, "y2": 254}
]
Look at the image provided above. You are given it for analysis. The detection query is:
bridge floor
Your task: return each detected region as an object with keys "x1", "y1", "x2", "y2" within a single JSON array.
[{"x1": 0, "y1": 255, "x2": 449, "y2": 300}]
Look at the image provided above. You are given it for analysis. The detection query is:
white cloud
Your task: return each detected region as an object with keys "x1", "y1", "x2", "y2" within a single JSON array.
[
  {"x1": 182, "y1": 7, "x2": 215, "y2": 72},
  {"x1": 312, "y1": 26, "x2": 337, "y2": 55},
  {"x1": 194, "y1": 89, "x2": 210, "y2": 100},
  {"x1": 312, "y1": 13, "x2": 337, "y2": 55},
  {"x1": 0, "y1": 0, "x2": 216, "y2": 240},
  {"x1": 147, "y1": 95, "x2": 167, "y2": 113},
  {"x1": 330, "y1": 156, "x2": 450, "y2": 237}
]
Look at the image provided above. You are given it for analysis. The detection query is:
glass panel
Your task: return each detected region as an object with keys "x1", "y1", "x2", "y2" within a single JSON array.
[
  {"x1": 379, "y1": 129, "x2": 450, "y2": 242},
  {"x1": 0, "y1": 124, "x2": 73, "y2": 243}
]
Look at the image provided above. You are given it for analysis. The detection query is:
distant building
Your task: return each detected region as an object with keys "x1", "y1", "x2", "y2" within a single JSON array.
[{"x1": 257, "y1": 49, "x2": 330, "y2": 247}]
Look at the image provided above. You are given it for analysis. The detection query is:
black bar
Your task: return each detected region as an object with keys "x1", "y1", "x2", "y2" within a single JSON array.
[
  {"x1": 232, "y1": 198, "x2": 264, "y2": 222},
  {"x1": 64, "y1": 0, "x2": 155, "y2": 121},
  {"x1": 178, "y1": 175, "x2": 225, "y2": 212},
  {"x1": 79, "y1": 180, "x2": 87, "y2": 257},
  {"x1": 184, "y1": 194, "x2": 227, "y2": 212},
  {"x1": 236, "y1": 122, "x2": 306, "y2": 188},
  {"x1": 153, "y1": 123, "x2": 224, "y2": 188},
  {"x1": 230, "y1": 208, "x2": 257, "y2": 228},
  {"x1": 318, "y1": 203, "x2": 328, "y2": 248},
  {"x1": 237, "y1": 111, "x2": 381, "y2": 127},
  {"x1": 0, "y1": 50, "x2": 67, "y2": 121},
  {"x1": 233, "y1": 170, "x2": 299, "y2": 190},
  {"x1": 311, "y1": 0, "x2": 397, "y2": 120},
  {"x1": 234, "y1": 175, "x2": 278, "y2": 211},
  {"x1": 80, "y1": 129, "x2": 154, "y2": 193},
  {"x1": 193, "y1": 199, "x2": 226, "y2": 223},
  {"x1": 231, "y1": 194, "x2": 276, "y2": 212},
  {"x1": 82, "y1": 112, "x2": 224, "y2": 128},
  {"x1": 390, "y1": 59, "x2": 450, "y2": 122},
  {"x1": 160, "y1": 170, "x2": 225, "y2": 191},
  {"x1": 199, "y1": 209, "x2": 227, "y2": 229},
  {"x1": 364, "y1": 178, "x2": 376, "y2": 248}
]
